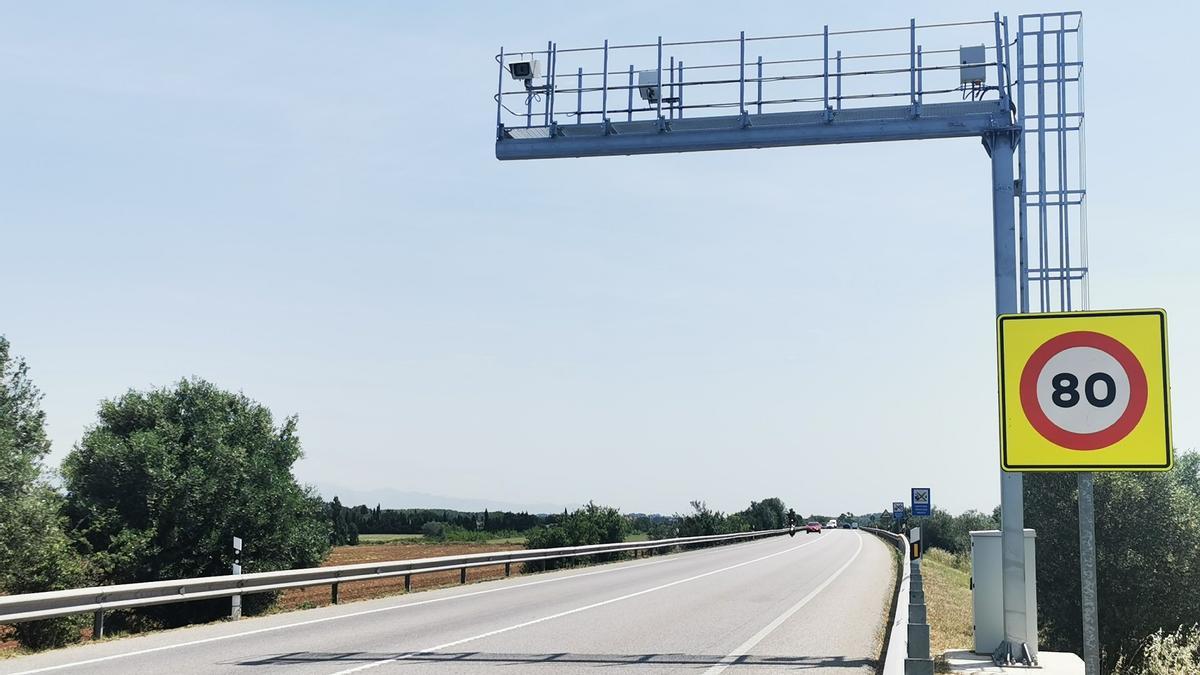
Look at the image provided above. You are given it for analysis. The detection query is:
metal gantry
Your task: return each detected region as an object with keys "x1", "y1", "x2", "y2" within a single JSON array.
[{"x1": 493, "y1": 11, "x2": 1090, "y2": 671}]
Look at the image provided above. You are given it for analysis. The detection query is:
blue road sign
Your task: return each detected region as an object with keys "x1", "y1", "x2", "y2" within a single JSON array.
[
  {"x1": 911, "y1": 488, "x2": 931, "y2": 517},
  {"x1": 892, "y1": 501, "x2": 905, "y2": 521}
]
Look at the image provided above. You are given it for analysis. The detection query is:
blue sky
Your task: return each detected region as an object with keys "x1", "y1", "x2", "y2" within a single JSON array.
[{"x1": 2, "y1": 1, "x2": 1196, "y2": 516}]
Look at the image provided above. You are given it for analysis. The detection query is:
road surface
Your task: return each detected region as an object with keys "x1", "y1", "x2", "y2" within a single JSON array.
[{"x1": 0, "y1": 530, "x2": 894, "y2": 675}]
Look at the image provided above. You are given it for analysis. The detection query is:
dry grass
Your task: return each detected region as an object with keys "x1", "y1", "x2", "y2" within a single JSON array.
[
  {"x1": 922, "y1": 548, "x2": 974, "y2": 671},
  {"x1": 275, "y1": 542, "x2": 525, "y2": 610}
]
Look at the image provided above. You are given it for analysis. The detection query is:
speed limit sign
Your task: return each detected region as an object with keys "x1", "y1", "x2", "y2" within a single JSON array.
[{"x1": 998, "y1": 309, "x2": 1172, "y2": 471}]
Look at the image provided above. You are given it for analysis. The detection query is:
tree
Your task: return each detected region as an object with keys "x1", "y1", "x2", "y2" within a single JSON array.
[
  {"x1": 741, "y1": 498, "x2": 788, "y2": 531},
  {"x1": 0, "y1": 337, "x2": 87, "y2": 648},
  {"x1": 62, "y1": 378, "x2": 330, "y2": 626}
]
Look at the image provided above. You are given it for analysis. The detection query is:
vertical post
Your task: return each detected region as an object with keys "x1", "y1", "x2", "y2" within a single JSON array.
[
  {"x1": 231, "y1": 536, "x2": 242, "y2": 621},
  {"x1": 822, "y1": 25, "x2": 830, "y2": 115},
  {"x1": 656, "y1": 36, "x2": 664, "y2": 123},
  {"x1": 627, "y1": 65, "x2": 634, "y2": 122},
  {"x1": 331, "y1": 582, "x2": 340, "y2": 605},
  {"x1": 835, "y1": 50, "x2": 842, "y2": 111},
  {"x1": 991, "y1": 129, "x2": 1030, "y2": 663},
  {"x1": 738, "y1": 31, "x2": 746, "y2": 114},
  {"x1": 505, "y1": 561, "x2": 512, "y2": 577},
  {"x1": 678, "y1": 61, "x2": 684, "y2": 119},
  {"x1": 460, "y1": 567, "x2": 467, "y2": 584},
  {"x1": 404, "y1": 574, "x2": 412, "y2": 592},
  {"x1": 1016, "y1": 23, "x2": 1030, "y2": 312},
  {"x1": 92, "y1": 610, "x2": 104, "y2": 640},
  {"x1": 668, "y1": 56, "x2": 675, "y2": 120},
  {"x1": 496, "y1": 47, "x2": 505, "y2": 140},
  {"x1": 994, "y1": 12, "x2": 1006, "y2": 104},
  {"x1": 1078, "y1": 473, "x2": 1100, "y2": 675},
  {"x1": 756, "y1": 56, "x2": 763, "y2": 115},
  {"x1": 576, "y1": 67, "x2": 583, "y2": 125},
  {"x1": 548, "y1": 43, "x2": 557, "y2": 128},
  {"x1": 544, "y1": 41, "x2": 552, "y2": 126},
  {"x1": 909, "y1": 19, "x2": 917, "y2": 106},
  {"x1": 917, "y1": 46, "x2": 923, "y2": 105},
  {"x1": 601, "y1": 39, "x2": 609, "y2": 131}
]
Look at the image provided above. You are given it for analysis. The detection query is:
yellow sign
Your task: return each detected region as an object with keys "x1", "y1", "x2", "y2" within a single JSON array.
[{"x1": 997, "y1": 309, "x2": 1172, "y2": 472}]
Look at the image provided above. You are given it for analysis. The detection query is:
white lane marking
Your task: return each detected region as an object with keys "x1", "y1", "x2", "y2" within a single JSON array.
[
  {"x1": 328, "y1": 535, "x2": 831, "y2": 674},
  {"x1": 702, "y1": 532, "x2": 865, "y2": 675},
  {"x1": 7, "y1": 552, "x2": 690, "y2": 675}
]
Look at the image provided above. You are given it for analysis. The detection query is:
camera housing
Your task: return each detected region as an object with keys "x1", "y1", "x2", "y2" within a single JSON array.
[{"x1": 508, "y1": 59, "x2": 541, "y2": 81}]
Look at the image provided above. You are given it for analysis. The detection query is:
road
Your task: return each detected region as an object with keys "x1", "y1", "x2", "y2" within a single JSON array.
[{"x1": 0, "y1": 530, "x2": 894, "y2": 675}]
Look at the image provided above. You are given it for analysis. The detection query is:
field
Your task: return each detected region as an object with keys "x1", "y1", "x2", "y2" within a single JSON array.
[
  {"x1": 356, "y1": 533, "x2": 424, "y2": 544},
  {"x1": 357, "y1": 533, "x2": 527, "y2": 545},
  {"x1": 922, "y1": 548, "x2": 974, "y2": 671},
  {"x1": 276, "y1": 541, "x2": 525, "y2": 610}
]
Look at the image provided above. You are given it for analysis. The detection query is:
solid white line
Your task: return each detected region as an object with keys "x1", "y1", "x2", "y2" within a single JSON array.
[
  {"x1": 327, "y1": 535, "x2": 831, "y2": 675},
  {"x1": 7, "y1": 552, "x2": 686, "y2": 675},
  {"x1": 701, "y1": 532, "x2": 865, "y2": 675}
]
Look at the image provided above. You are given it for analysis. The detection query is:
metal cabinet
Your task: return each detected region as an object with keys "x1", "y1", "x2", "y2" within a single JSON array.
[{"x1": 970, "y1": 529, "x2": 1038, "y2": 657}]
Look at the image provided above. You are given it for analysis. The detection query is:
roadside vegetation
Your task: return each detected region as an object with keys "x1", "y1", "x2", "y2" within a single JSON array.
[
  {"x1": 921, "y1": 548, "x2": 973, "y2": 672},
  {"x1": 880, "y1": 460, "x2": 1200, "y2": 671}
]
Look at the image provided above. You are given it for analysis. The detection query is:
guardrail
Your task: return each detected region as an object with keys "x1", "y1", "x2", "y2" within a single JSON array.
[
  {"x1": 0, "y1": 528, "x2": 787, "y2": 637},
  {"x1": 862, "y1": 528, "x2": 930, "y2": 675}
]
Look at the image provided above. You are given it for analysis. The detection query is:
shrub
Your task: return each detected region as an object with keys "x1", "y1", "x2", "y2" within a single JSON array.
[{"x1": 1112, "y1": 625, "x2": 1200, "y2": 675}]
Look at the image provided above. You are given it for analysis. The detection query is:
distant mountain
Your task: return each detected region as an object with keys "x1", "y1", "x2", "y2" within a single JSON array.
[{"x1": 313, "y1": 483, "x2": 578, "y2": 515}]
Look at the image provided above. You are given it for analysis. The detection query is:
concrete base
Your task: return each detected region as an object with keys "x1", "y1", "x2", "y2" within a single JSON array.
[{"x1": 942, "y1": 650, "x2": 1083, "y2": 674}]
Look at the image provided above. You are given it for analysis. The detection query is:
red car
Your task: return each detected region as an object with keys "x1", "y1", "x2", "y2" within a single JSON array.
[{"x1": 805, "y1": 522, "x2": 822, "y2": 534}]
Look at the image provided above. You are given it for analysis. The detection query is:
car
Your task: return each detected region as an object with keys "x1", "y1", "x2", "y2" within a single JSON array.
[
  {"x1": 826, "y1": 519, "x2": 838, "y2": 529},
  {"x1": 840, "y1": 522, "x2": 851, "y2": 529},
  {"x1": 850, "y1": 522, "x2": 859, "y2": 529},
  {"x1": 805, "y1": 522, "x2": 822, "y2": 534}
]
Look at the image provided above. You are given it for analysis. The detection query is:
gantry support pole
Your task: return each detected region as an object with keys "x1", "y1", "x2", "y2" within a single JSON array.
[{"x1": 988, "y1": 128, "x2": 1031, "y2": 664}]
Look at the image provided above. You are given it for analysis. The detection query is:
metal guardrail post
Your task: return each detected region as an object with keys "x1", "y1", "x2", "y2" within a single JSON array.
[
  {"x1": 404, "y1": 574, "x2": 412, "y2": 592},
  {"x1": 905, "y1": 557, "x2": 934, "y2": 675},
  {"x1": 504, "y1": 562, "x2": 511, "y2": 577},
  {"x1": 331, "y1": 582, "x2": 339, "y2": 605},
  {"x1": 460, "y1": 567, "x2": 467, "y2": 585},
  {"x1": 92, "y1": 609, "x2": 104, "y2": 640}
]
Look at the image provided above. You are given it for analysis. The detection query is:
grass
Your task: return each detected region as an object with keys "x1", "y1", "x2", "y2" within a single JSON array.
[
  {"x1": 357, "y1": 533, "x2": 424, "y2": 544},
  {"x1": 356, "y1": 533, "x2": 526, "y2": 545},
  {"x1": 624, "y1": 532, "x2": 650, "y2": 542},
  {"x1": 922, "y1": 547, "x2": 974, "y2": 672}
]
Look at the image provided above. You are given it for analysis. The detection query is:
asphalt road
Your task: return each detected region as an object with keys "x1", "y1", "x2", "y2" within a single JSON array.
[{"x1": 0, "y1": 530, "x2": 894, "y2": 675}]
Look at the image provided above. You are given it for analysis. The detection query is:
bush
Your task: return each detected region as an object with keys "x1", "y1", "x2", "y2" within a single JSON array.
[
  {"x1": 61, "y1": 378, "x2": 331, "y2": 627},
  {"x1": 421, "y1": 521, "x2": 447, "y2": 540},
  {"x1": 1112, "y1": 625, "x2": 1200, "y2": 675},
  {"x1": 523, "y1": 502, "x2": 625, "y2": 572}
]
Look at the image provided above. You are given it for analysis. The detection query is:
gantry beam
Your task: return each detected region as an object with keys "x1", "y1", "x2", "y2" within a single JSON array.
[{"x1": 496, "y1": 100, "x2": 1012, "y2": 160}]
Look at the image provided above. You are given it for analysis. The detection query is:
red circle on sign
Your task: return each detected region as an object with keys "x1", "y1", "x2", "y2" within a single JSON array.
[{"x1": 1019, "y1": 331, "x2": 1148, "y2": 450}]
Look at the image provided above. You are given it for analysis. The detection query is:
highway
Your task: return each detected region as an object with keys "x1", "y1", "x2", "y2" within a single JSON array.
[{"x1": 0, "y1": 530, "x2": 894, "y2": 675}]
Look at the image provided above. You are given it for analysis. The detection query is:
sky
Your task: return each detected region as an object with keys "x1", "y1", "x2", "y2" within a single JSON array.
[{"x1": 2, "y1": 1, "x2": 1197, "y2": 517}]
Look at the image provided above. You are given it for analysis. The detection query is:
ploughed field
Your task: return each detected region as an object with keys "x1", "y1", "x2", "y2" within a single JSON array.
[{"x1": 276, "y1": 541, "x2": 526, "y2": 610}]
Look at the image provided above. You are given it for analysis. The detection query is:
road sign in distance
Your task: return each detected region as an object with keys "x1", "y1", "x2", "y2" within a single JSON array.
[
  {"x1": 911, "y1": 488, "x2": 931, "y2": 516},
  {"x1": 892, "y1": 501, "x2": 905, "y2": 521},
  {"x1": 998, "y1": 309, "x2": 1172, "y2": 471}
]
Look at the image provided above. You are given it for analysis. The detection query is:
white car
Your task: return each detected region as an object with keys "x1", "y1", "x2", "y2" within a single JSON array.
[{"x1": 826, "y1": 519, "x2": 838, "y2": 529}]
